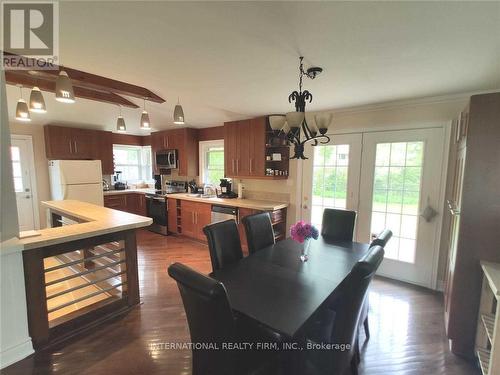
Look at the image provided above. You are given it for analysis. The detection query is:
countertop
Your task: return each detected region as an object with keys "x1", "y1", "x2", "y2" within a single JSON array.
[
  {"x1": 170, "y1": 193, "x2": 288, "y2": 211},
  {"x1": 17, "y1": 200, "x2": 152, "y2": 251},
  {"x1": 103, "y1": 188, "x2": 156, "y2": 195},
  {"x1": 481, "y1": 261, "x2": 500, "y2": 297}
]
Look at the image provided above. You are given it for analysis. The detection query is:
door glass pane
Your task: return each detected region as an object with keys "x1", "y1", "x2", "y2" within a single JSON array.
[
  {"x1": 370, "y1": 142, "x2": 424, "y2": 263},
  {"x1": 311, "y1": 144, "x2": 350, "y2": 227},
  {"x1": 11, "y1": 146, "x2": 24, "y2": 192}
]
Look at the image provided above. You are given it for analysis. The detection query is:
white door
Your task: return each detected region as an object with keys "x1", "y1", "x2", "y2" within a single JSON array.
[
  {"x1": 357, "y1": 128, "x2": 446, "y2": 287},
  {"x1": 11, "y1": 136, "x2": 39, "y2": 231},
  {"x1": 302, "y1": 134, "x2": 362, "y2": 230}
]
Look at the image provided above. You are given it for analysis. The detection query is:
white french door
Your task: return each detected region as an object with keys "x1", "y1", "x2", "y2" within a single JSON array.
[
  {"x1": 302, "y1": 128, "x2": 447, "y2": 288},
  {"x1": 11, "y1": 136, "x2": 39, "y2": 231},
  {"x1": 301, "y1": 134, "x2": 362, "y2": 230},
  {"x1": 357, "y1": 128, "x2": 445, "y2": 287}
]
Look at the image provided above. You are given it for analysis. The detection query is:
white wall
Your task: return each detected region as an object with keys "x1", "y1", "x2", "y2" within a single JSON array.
[{"x1": 0, "y1": 72, "x2": 34, "y2": 368}]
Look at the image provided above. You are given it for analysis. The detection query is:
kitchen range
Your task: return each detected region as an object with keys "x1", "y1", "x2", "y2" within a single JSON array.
[{"x1": 145, "y1": 180, "x2": 187, "y2": 235}]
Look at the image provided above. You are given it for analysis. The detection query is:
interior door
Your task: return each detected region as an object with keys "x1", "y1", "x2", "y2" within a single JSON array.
[
  {"x1": 302, "y1": 134, "x2": 362, "y2": 230},
  {"x1": 11, "y1": 137, "x2": 37, "y2": 231},
  {"x1": 357, "y1": 128, "x2": 445, "y2": 287}
]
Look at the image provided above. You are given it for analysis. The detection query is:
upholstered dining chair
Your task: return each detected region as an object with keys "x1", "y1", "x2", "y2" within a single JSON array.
[
  {"x1": 168, "y1": 262, "x2": 281, "y2": 375},
  {"x1": 242, "y1": 212, "x2": 275, "y2": 254},
  {"x1": 203, "y1": 219, "x2": 243, "y2": 273},
  {"x1": 360, "y1": 229, "x2": 393, "y2": 340},
  {"x1": 370, "y1": 229, "x2": 393, "y2": 248},
  {"x1": 321, "y1": 209, "x2": 357, "y2": 241},
  {"x1": 303, "y1": 246, "x2": 385, "y2": 375}
]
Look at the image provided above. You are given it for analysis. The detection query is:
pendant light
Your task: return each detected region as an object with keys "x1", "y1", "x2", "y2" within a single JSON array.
[
  {"x1": 55, "y1": 70, "x2": 75, "y2": 103},
  {"x1": 29, "y1": 86, "x2": 46, "y2": 113},
  {"x1": 116, "y1": 106, "x2": 126, "y2": 133},
  {"x1": 140, "y1": 99, "x2": 151, "y2": 130},
  {"x1": 173, "y1": 97, "x2": 185, "y2": 125},
  {"x1": 15, "y1": 85, "x2": 31, "y2": 122}
]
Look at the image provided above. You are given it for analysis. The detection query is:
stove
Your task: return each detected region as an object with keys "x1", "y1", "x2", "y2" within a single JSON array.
[{"x1": 145, "y1": 180, "x2": 187, "y2": 235}]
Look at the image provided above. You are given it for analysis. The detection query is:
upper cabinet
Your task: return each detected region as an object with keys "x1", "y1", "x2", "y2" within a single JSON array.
[
  {"x1": 151, "y1": 128, "x2": 198, "y2": 176},
  {"x1": 44, "y1": 125, "x2": 114, "y2": 175},
  {"x1": 224, "y1": 117, "x2": 289, "y2": 179}
]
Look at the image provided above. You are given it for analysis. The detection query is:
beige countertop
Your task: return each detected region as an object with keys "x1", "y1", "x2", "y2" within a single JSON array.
[
  {"x1": 103, "y1": 188, "x2": 156, "y2": 196},
  {"x1": 17, "y1": 200, "x2": 152, "y2": 251},
  {"x1": 170, "y1": 193, "x2": 288, "y2": 211}
]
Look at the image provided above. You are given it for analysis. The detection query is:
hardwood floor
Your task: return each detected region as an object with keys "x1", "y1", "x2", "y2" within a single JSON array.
[{"x1": 3, "y1": 230, "x2": 479, "y2": 375}]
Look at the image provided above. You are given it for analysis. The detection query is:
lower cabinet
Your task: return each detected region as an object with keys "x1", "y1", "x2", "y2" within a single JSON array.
[
  {"x1": 179, "y1": 201, "x2": 212, "y2": 241},
  {"x1": 167, "y1": 198, "x2": 179, "y2": 234},
  {"x1": 239, "y1": 207, "x2": 259, "y2": 251},
  {"x1": 103, "y1": 193, "x2": 147, "y2": 216}
]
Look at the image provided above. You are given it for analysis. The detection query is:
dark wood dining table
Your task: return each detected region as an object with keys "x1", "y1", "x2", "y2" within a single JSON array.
[{"x1": 212, "y1": 237, "x2": 371, "y2": 339}]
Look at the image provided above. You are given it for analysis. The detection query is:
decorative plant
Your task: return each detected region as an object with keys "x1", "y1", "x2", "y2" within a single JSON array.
[{"x1": 290, "y1": 220, "x2": 319, "y2": 243}]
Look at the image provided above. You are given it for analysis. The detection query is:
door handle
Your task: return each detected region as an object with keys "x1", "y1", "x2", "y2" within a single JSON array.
[
  {"x1": 25, "y1": 195, "x2": 31, "y2": 199},
  {"x1": 303, "y1": 204, "x2": 308, "y2": 209}
]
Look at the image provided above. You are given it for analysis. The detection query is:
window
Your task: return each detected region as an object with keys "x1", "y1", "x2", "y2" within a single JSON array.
[
  {"x1": 113, "y1": 145, "x2": 152, "y2": 182},
  {"x1": 199, "y1": 140, "x2": 224, "y2": 186},
  {"x1": 11, "y1": 146, "x2": 23, "y2": 192}
]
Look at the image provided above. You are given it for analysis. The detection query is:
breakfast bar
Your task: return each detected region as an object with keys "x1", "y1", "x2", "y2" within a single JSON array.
[{"x1": 20, "y1": 200, "x2": 152, "y2": 348}]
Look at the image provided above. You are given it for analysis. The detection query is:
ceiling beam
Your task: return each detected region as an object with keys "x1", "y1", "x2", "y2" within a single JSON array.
[
  {"x1": 3, "y1": 52, "x2": 165, "y2": 103},
  {"x1": 5, "y1": 71, "x2": 140, "y2": 108}
]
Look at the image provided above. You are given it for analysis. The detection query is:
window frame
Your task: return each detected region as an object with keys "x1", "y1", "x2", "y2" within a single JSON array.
[
  {"x1": 113, "y1": 144, "x2": 152, "y2": 182},
  {"x1": 199, "y1": 140, "x2": 224, "y2": 186}
]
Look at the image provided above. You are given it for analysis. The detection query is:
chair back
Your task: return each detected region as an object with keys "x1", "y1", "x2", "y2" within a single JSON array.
[
  {"x1": 328, "y1": 245, "x2": 384, "y2": 373},
  {"x1": 203, "y1": 219, "x2": 243, "y2": 272},
  {"x1": 168, "y1": 262, "x2": 236, "y2": 375},
  {"x1": 242, "y1": 212, "x2": 275, "y2": 254},
  {"x1": 321, "y1": 208, "x2": 357, "y2": 241},
  {"x1": 370, "y1": 229, "x2": 393, "y2": 248}
]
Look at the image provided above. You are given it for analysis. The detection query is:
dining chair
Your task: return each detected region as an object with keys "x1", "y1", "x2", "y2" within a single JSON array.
[
  {"x1": 168, "y1": 262, "x2": 282, "y2": 375},
  {"x1": 321, "y1": 208, "x2": 357, "y2": 241},
  {"x1": 303, "y1": 246, "x2": 385, "y2": 375},
  {"x1": 370, "y1": 229, "x2": 393, "y2": 248},
  {"x1": 360, "y1": 229, "x2": 392, "y2": 340},
  {"x1": 242, "y1": 212, "x2": 275, "y2": 254},
  {"x1": 203, "y1": 219, "x2": 243, "y2": 273}
]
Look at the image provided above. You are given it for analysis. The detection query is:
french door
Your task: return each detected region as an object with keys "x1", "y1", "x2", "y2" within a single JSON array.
[
  {"x1": 301, "y1": 134, "x2": 362, "y2": 230},
  {"x1": 302, "y1": 128, "x2": 446, "y2": 288}
]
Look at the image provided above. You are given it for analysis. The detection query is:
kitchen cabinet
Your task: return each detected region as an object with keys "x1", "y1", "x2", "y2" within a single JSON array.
[
  {"x1": 92, "y1": 130, "x2": 114, "y2": 175},
  {"x1": 44, "y1": 125, "x2": 94, "y2": 160},
  {"x1": 167, "y1": 198, "x2": 179, "y2": 234},
  {"x1": 103, "y1": 193, "x2": 146, "y2": 216},
  {"x1": 179, "y1": 201, "x2": 211, "y2": 241},
  {"x1": 224, "y1": 117, "x2": 285, "y2": 179},
  {"x1": 151, "y1": 128, "x2": 198, "y2": 176},
  {"x1": 238, "y1": 207, "x2": 259, "y2": 251}
]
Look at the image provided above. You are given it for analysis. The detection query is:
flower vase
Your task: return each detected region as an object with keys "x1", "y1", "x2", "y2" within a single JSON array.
[{"x1": 300, "y1": 238, "x2": 311, "y2": 262}]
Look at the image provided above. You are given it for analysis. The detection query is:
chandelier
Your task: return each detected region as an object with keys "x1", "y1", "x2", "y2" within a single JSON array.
[{"x1": 269, "y1": 56, "x2": 333, "y2": 159}]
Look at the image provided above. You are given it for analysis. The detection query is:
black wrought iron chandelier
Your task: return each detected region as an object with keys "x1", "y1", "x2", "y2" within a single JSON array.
[{"x1": 269, "y1": 56, "x2": 333, "y2": 159}]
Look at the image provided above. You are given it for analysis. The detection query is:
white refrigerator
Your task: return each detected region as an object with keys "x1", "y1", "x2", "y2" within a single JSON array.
[{"x1": 49, "y1": 160, "x2": 104, "y2": 206}]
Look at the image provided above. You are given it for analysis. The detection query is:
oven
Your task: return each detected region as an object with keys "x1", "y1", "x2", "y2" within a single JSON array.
[
  {"x1": 145, "y1": 194, "x2": 168, "y2": 235},
  {"x1": 155, "y1": 149, "x2": 178, "y2": 169}
]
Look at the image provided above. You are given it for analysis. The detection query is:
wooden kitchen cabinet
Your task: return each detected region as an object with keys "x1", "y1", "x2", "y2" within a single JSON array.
[
  {"x1": 238, "y1": 207, "x2": 259, "y2": 251},
  {"x1": 92, "y1": 130, "x2": 114, "y2": 175},
  {"x1": 224, "y1": 117, "x2": 283, "y2": 179},
  {"x1": 151, "y1": 128, "x2": 198, "y2": 176},
  {"x1": 179, "y1": 201, "x2": 211, "y2": 241},
  {"x1": 44, "y1": 125, "x2": 94, "y2": 160},
  {"x1": 103, "y1": 194, "x2": 127, "y2": 211},
  {"x1": 104, "y1": 193, "x2": 146, "y2": 216},
  {"x1": 167, "y1": 198, "x2": 179, "y2": 234}
]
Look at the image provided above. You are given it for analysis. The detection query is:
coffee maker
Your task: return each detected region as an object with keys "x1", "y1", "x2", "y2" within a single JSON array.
[{"x1": 218, "y1": 178, "x2": 237, "y2": 198}]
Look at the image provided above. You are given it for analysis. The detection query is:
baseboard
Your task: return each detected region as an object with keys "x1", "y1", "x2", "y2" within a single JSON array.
[
  {"x1": 436, "y1": 279, "x2": 445, "y2": 292},
  {"x1": 0, "y1": 338, "x2": 34, "y2": 369}
]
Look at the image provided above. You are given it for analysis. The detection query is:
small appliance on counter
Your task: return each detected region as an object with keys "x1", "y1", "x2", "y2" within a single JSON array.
[
  {"x1": 218, "y1": 178, "x2": 238, "y2": 199},
  {"x1": 102, "y1": 179, "x2": 110, "y2": 191},
  {"x1": 113, "y1": 171, "x2": 127, "y2": 190},
  {"x1": 188, "y1": 179, "x2": 204, "y2": 194}
]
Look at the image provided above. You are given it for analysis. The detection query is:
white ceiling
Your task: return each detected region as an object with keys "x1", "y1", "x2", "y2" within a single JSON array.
[{"x1": 6, "y1": 1, "x2": 500, "y2": 134}]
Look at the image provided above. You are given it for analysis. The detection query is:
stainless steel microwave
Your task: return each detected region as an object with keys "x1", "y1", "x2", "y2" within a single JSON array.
[{"x1": 155, "y1": 149, "x2": 178, "y2": 169}]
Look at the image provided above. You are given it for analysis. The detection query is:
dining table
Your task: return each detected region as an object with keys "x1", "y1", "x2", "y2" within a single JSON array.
[{"x1": 211, "y1": 237, "x2": 371, "y2": 340}]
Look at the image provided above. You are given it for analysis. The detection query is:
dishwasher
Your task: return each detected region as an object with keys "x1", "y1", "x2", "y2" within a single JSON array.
[{"x1": 211, "y1": 205, "x2": 239, "y2": 224}]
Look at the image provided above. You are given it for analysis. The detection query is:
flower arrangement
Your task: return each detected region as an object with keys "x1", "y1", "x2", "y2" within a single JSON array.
[{"x1": 290, "y1": 220, "x2": 319, "y2": 243}]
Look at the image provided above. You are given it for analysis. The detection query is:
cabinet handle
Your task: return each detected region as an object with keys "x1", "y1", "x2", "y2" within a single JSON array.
[
  {"x1": 192, "y1": 212, "x2": 195, "y2": 224},
  {"x1": 74, "y1": 141, "x2": 78, "y2": 154},
  {"x1": 236, "y1": 159, "x2": 239, "y2": 174},
  {"x1": 195, "y1": 212, "x2": 198, "y2": 224},
  {"x1": 69, "y1": 141, "x2": 73, "y2": 153},
  {"x1": 250, "y1": 158, "x2": 253, "y2": 173},
  {"x1": 232, "y1": 159, "x2": 235, "y2": 174}
]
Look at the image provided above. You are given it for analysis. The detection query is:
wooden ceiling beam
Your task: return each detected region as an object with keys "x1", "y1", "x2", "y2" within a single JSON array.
[
  {"x1": 3, "y1": 52, "x2": 165, "y2": 103},
  {"x1": 5, "y1": 71, "x2": 140, "y2": 108}
]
